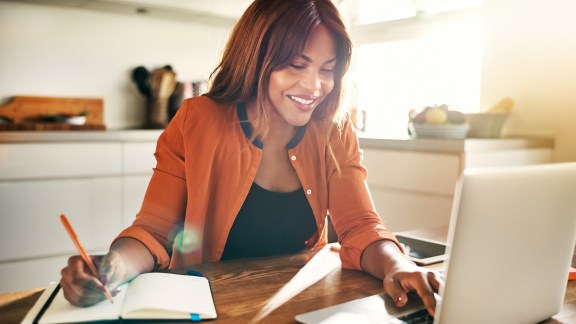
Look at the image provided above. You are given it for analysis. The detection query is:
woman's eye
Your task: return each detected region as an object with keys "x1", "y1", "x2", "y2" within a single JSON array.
[{"x1": 289, "y1": 64, "x2": 306, "y2": 70}]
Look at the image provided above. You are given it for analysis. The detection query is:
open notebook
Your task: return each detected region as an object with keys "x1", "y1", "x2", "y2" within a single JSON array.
[
  {"x1": 296, "y1": 162, "x2": 576, "y2": 324},
  {"x1": 22, "y1": 272, "x2": 217, "y2": 323}
]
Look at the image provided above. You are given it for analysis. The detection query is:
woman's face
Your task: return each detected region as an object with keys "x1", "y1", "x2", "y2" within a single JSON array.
[{"x1": 266, "y1": 24, "x2": 337, "y2": 128}]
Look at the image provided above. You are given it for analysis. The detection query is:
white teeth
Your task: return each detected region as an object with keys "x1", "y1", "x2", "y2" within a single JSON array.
[{"x1": 289, "y1": 95, "x2": 314, "y2": 105}]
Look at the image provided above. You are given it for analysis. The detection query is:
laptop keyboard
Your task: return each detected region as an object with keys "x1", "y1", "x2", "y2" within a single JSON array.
[{"x1": 380, "y1": 309, "x2": 434, "y2": 324}]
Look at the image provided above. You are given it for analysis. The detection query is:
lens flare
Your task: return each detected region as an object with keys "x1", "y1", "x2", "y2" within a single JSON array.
[{"x1": 173, "y1": 227, "x2": 201, "y2": 254}]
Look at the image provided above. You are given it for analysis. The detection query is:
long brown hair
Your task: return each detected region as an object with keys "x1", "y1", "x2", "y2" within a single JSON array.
[{"x1": 207, "y1": 0, "x2": 352, "y2": 147}]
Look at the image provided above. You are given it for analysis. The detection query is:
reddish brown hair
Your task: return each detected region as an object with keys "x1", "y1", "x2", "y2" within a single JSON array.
[{"x1": 207, "y1": 0, "x2": 352, "y2": 143}]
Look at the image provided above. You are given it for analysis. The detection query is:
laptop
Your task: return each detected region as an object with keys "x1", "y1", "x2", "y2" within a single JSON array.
[{"x1": 296, "y1": 162, "x2": 576, "y2": 324}]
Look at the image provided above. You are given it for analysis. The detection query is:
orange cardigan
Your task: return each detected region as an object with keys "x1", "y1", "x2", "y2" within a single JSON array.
[{"x1": 115, "y1": 96, "x2": 399, "y2": 270}]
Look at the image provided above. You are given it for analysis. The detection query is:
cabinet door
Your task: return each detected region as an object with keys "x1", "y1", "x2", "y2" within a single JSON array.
[
  {"x1": 122, "y1": 175, "x2": 152, "y2": 227},
  {"x1": 361, "y1": 149, "x2": 461, "y2": 231},
  {"x1": 0, "y1": 142, "x2": 121, "y2": 180},
  {"x1": 0, "y1": 256, "x2": 70, "y2": 293},
  {"x1": 123, "y1": 142, "x2": 157, "y2": 174},
  {"x1": 0, "y1": 177, "x2": 123, "y2": 262},
  {"x1": 122, "y1": 142, "x2": 156, "y2": 227},
  {"x1": 361, "y1": 149, "x2": 460, "y2": 195},
  {"x1": 465, "y1": 148, "x2": 552, "y2": 168},
  {"x1": 369, "y1": 188, "x2": 454, "y2": 232}
]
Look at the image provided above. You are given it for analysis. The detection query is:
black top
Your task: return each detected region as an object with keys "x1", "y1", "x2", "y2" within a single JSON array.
[{"x1": 221, "y1": 182, "x2": 317, "y2": 260}]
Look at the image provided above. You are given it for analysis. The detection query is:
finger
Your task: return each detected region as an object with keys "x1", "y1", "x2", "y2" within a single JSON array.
[
  {"x1": 411, "y1": 273, "x2": 437, "y2": 317},
  {"x1": 110, "y1": 285, "x2": 123, "y2": 296},
  {"x1": 64, "y1": 256, "x2": 107, "y2": 302},
  {"x1": 97, "y1": 254, "x2": 115, "y2": 285},
  {"x1": 428, "y1": 271, "x2": 441, "y2": 292},
  {"x1": 63, "y1": 282, "x2": 107, "y2": 307},
  {"x1": 383, "y1": 276, "x2": 408, "y2": 307},
  {"x1": 60, "y1": 269, "x2": 106, "y2": 307},
  {"x1": 63, "y1": 256, "x2": 93, "y2": 298}
]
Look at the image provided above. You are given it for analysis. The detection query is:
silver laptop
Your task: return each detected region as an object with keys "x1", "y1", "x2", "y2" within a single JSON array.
[{"x1": 296, "y1": 162, "x2": 576, "y2": 324}]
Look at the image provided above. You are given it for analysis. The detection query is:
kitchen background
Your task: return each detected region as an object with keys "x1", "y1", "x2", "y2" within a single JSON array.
[
  {"x1": 0, "y1": 0, "x2": 575, "y2": 161},
  {"x1": 0, "y1": 0, "x2": 575, "y2": 293}
]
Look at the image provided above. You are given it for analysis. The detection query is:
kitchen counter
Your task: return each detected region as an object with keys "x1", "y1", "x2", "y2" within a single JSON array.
[
  {"x1": 0, "y1": 130, "x2": 164, "y2": 143},
  {"x1": 358, "y1": 135, "x2": 554, "y2": 153},
  {"x1": 0, "y1": 130, "x2": 554, "y2": 153}
]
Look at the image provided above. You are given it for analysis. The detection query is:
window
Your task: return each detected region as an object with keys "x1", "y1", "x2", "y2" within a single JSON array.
[{"x1": 342, "y1": 0, "x2": 484, "y2": 138}]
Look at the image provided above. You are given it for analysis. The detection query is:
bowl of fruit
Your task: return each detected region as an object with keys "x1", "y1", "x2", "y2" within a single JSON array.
[{"x1": 408, "y1": 105, "x2": 469, "y2": 139}]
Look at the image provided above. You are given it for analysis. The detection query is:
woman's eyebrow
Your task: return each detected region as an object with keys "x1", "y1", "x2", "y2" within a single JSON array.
[{"x1": 299, "y1": 54, "x2": 337, "y2": 65}]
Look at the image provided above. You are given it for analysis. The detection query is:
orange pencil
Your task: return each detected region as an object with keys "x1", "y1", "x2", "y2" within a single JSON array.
[{"x1": 60, "y1": 214, "x2": 114, "y2": 304}]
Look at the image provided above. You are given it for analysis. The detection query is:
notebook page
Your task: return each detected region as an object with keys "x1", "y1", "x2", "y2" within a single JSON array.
[
  {"x1": 39, "y1": 283, "x2": 127, "y2": 324},
  {"x1": 121, "y1": 273, "x2": 216, "y2": 319}
]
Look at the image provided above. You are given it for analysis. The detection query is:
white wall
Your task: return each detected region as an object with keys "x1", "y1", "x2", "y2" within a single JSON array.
[
  {"x1": 481, "y1": 0, "x2": 576, "y2": 162},
  {"x1": 0, "y1": 2, "x2": 231, "y2": 129},
  {"x1": 3, "y1": 1, "x2": 575, "y2": 162}
]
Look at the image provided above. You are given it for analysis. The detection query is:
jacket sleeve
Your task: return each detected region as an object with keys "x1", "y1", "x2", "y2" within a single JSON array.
[
  {"x1": 327, "y1": 118, "x2": 403, "y2": 270},
  {"x1": 112, "y1": 101, "x2": 189, "y2": 270}
]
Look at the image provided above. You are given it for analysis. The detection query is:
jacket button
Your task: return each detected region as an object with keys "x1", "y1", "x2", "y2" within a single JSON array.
[
  {"x1": 306, "y1": 189, "x2": 312, "y2": 195},
  {"x1": 291, "y1": 155, "x2": 297, "y2": 161}
]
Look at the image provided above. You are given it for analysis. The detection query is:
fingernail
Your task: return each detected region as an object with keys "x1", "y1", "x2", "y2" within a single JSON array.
[{"x1": 110, "y1": 287, "x2": 122, "y2": 295}]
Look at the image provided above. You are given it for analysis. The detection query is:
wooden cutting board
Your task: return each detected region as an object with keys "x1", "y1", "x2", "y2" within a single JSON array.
[{"x1": 0, "y1": 96, "x2": 106, "y2": 131}]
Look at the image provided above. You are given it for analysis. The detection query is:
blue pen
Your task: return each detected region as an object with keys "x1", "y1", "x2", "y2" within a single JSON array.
[{"x1": 186, "y1": 269, "x2": 204, "y2": 277}]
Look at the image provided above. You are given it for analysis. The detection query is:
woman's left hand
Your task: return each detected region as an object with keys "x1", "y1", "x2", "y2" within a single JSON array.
[
  {"x1": 361, "y1": 240, "x2": 444, "y2": 317},
  {"x1": 382, "y1": 259, "x2": 442, "y2": 316}
]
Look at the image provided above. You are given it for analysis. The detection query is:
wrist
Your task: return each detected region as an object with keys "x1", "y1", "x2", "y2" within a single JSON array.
[
  {"x1": 361, "y1": 239, "x2": 410, "y2": 279},
  {"x1": 109, "y1": 238, "x2": 154, "y2": 281}
]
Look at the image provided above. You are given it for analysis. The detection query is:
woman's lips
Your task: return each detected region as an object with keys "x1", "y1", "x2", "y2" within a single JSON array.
[{"x1": 289, "y1": 95, "x2": 317, "y2": 112}]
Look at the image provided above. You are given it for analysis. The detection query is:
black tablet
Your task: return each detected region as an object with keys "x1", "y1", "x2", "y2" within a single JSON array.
[{"x1": 395, "y1": 234, "x2": 448, "y2": 265}]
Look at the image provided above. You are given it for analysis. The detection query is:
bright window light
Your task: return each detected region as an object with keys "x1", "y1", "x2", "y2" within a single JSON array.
[
  {"x1": 356, "y1": 0, "x2": 416, "y2": 24},
  {"x1": 347, "y1": 1, "x2": 484, "y2": 138}
]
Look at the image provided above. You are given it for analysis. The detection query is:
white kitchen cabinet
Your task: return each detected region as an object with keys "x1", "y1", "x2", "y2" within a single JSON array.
[
  {"x1": 122, "y1": 141, "x2": 157, "y2": 227},
  {"x1": 0, "y1": 142, "x2": 121, "y2": 180},
  {"x1": 359, "y1": 137, "x2": 553, "y2": 232},
  {"x1": 0, "y1": 256, "x2": 71, "y2": 294},
  {"x1": 123, "y1": 142, "x2": 157, "y2": 174},
  {"x1": 122, "y1": 175, "x2": 151, "y2": 227},
  {"x1": 361, "y1": 149, "x2": 460, "y2": 232},
  {"x1": 0, "y1": 131, "x2": 160, "y2": 293},
  {"x1": 0, "y1": 178, "x2": 123, "y2": 262}
]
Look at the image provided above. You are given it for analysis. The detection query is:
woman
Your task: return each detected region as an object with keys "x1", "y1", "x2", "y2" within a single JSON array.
[{"x1": 60, "y1": 0, "x2": 441, "y2": 317}]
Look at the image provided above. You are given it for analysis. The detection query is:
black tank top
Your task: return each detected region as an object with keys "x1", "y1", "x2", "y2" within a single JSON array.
[{"x1": 221, "y1": 182, "x2": 317, "y2": 260}]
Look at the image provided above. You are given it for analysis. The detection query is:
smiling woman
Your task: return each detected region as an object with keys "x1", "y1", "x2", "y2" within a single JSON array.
[{"x1": 59, "y1": 0, "x2": 442, "y2": 318}]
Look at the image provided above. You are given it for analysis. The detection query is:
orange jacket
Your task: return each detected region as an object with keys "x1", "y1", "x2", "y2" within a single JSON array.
[{"x1": 115, "y1": 96, "x2": 399, "y2": 270}]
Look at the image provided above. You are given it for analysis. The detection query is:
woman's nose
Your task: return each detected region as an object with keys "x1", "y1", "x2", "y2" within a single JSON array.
[{"x1": 300, "y1": 70, "x2": 322, "y2": 92}]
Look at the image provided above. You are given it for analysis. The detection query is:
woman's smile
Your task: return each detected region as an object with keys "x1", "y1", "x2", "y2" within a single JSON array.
[{"x1": 288, "y1": 94, "x2": 319, "y2": 112}]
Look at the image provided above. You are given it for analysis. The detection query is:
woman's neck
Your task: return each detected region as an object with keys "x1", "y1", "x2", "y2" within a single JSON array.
[{"x1": 246, "y1": 100, "x2": 297, "y2": 147}]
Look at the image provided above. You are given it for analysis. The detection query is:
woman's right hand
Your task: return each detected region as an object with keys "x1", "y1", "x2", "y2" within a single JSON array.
[{"x1": 59, "y1": 251, "x2": 126, "y2": 307}]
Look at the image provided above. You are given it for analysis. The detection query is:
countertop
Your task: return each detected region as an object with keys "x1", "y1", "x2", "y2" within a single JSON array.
[
  {"x1": 0, "y1": 130, "x2": 554, "y2": 153},
  {"x1": 0, "y1": 130, "x2": 163, "y2": 143},
  {"x1": 358, "y1": 135, "x2": 554, "y2": 153}
]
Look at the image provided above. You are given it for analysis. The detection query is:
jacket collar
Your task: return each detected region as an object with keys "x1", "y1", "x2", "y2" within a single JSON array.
[{"x1": 236, "y1": 103, "x2": 307, "y2": 150}]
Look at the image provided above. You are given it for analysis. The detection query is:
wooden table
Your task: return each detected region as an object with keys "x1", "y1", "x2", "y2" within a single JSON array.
[{"x1": 1, "y1": 239, "x2": 576, "y2": 323}]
